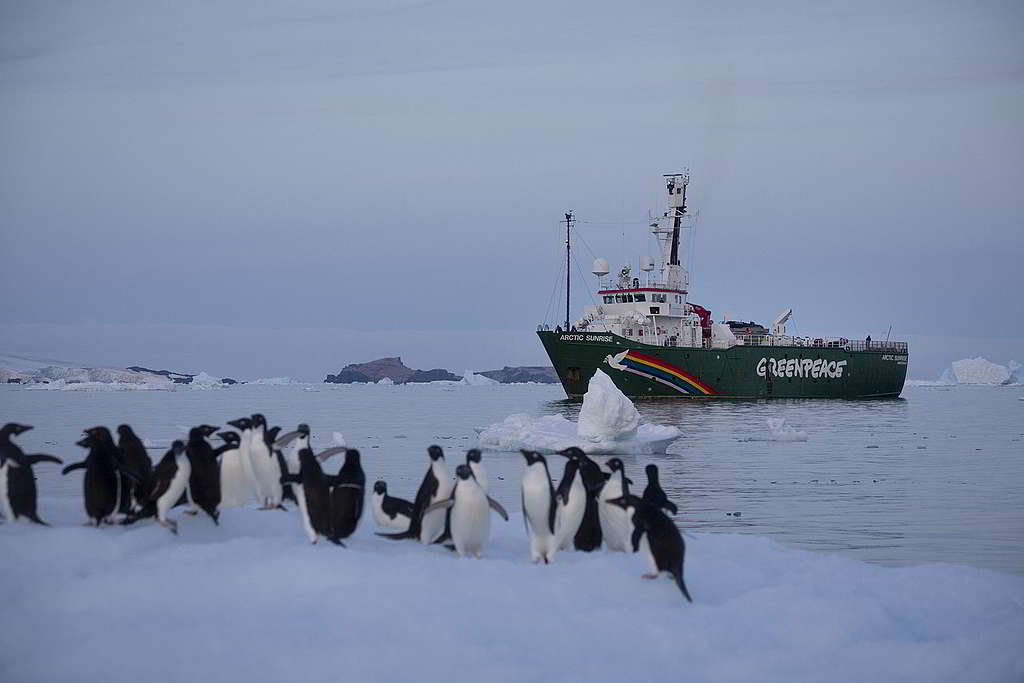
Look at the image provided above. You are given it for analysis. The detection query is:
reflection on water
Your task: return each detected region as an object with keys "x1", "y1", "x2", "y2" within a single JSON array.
[{"x1": 3, "y1": 383, "x2": 1022, "y2": 574}]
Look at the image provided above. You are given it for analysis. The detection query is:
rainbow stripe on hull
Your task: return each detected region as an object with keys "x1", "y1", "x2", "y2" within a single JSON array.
[{"x1": 606, "y1": 350, "x2": 715, "y2": 396}]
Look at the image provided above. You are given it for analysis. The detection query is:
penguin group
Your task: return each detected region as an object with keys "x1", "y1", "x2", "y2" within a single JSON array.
[
  {"x1": 4, "y1": 418, "x2": 692, "y2": 602},
  {"x1": 519, "y1": 448, "x2": 691, "y2": 601}
]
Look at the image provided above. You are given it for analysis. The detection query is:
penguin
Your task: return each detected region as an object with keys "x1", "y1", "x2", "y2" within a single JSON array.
[
  {"x1": 223, "y1": 417, "x2": 258, "y2": 507},
  {"x1": 606, "y1": 494, "x2": 692, "y2": 602},
  {"x1": 465, "y1": 449, "x2": 488, "y2": 492},
  {"x1": 370, "y1": 480, "x2": 415, "y2": 531},
  {"x1": 267, "y1": 426, "x2": 298, "y2": 507},
  {"x1": 147, "y1": 441, "x2": 191, "y2": 534},
  {"x1": 326, "y1": 448, "x2": 365, "y2": 542},
  {"x1": 556, "y1": 447, "x2": 606, "y2": 551},
  {"x1": 424, "y1": 465, "x2": 508, "y2": 558},
  {"x1": 377, "y1": 445, "x2": 452, "y2": 543},
  {"x1": 642, "y1": 464, "x2": 677, "y2": 515},
  {"x1": 0, "y1": 423, "x2": 62, "y2": 525},
  {"x1": 273, "y1": 423, "x2": 309, "y2": 507},
  {"x1": 553, "y1": 449, "x2": 586, "y2": 551},
  {"x1": 63, "y1": 427, "x2": 123, "y2": 526},
  {"x1": 116, "y1": 424, "x2": 152, "y2": 511},
  {"x1": 280, "y1": 446, "x2": 346, "y2": 544},
  {"x1": 248, "y1": 414, "x2": 283, "y2": 509},
  {"x1": 519, "y1": 450, "x2": 558, "y2": 564},
  {"x1": 598, "y1": 457, "x2": 633, "y2": 552},
  {"x1": 185, "y1": 424, "x2": 221, "y2": 524}
]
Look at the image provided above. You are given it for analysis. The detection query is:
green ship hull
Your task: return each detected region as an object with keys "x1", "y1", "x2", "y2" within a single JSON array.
[{"x1": 538, "y1": 331, "x2": 908, "y2": 399}]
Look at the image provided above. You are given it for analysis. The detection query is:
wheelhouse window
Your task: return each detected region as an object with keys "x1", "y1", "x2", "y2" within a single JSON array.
[
  {"x1": 603, "y1": 295, "x2": 614, "y2": 304},
  {"x1": 650, "y1": 306, "x2": 660, "y2": 314},
  {"x1": 634, "y1": 294, "x2": 646, "y2": 302}
]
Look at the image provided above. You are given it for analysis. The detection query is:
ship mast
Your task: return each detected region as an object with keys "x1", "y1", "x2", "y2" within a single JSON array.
[{"x1": 564, "y1": 210, "x2": 574, "y2": 331}]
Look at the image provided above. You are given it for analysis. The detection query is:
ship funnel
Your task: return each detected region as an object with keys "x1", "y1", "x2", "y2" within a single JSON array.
[
  {"x1": 640, "y1": 256, "x2": 654, "y2": 272},
  {"x1": 592, "y1": 258, "x2": 609, "y2": 277}
]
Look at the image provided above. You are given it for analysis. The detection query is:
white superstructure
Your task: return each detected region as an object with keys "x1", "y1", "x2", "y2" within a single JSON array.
[{"x1": 575, "y1": 172, "x2": 710, "y2": 348}]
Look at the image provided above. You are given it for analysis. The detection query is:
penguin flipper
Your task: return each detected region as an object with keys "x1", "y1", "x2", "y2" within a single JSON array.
[
  {"x1": 665, "y1": 501, "x2": 678, "y2": 515},
  {"x1": 631, "y1": 525, "x2": 644, "y2": 553},
  {"x1": 487, "y1": 496, "x2": 509, "y2": 521},
  {"x1": 26, "y1": 454, "x2": 63, "y2": 466},
  {"x1": 61, "y1": 461, "x2": 87, "y2": 475},
  {"x1": 423, "y1": 499, "x2": 454, "y2": 515}
]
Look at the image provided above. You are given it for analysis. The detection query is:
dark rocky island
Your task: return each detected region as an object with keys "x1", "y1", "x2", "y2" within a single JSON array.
[
  {"x1": 128, "y1": 366, "x2": 239, "y2": 385},
  {"x1": 324, "y1": 357, "x2": 461, "y2": 384},
  {"x1": 323, "y1": 358, "x2": 558, "y2": 384}
]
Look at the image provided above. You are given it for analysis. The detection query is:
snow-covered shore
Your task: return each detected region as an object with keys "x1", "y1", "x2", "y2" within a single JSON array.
[{"x1": 2, "y1": 499, "x2": 1021, "y2": 683}]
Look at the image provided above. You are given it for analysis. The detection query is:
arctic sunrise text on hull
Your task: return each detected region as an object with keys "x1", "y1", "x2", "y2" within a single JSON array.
[{"x1": 537, "y1": 172, "x2": 908, "y2": 399}]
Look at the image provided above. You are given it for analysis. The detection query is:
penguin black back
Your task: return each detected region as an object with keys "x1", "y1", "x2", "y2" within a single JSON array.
[
  {"x1": 327, "y1": 449, "x2": 365, "y2": 541},
  {"x1": 65, "y1": 429, "x2": 120, "y2": 526},
  {"x1": 117, "y1": 424, "x2": 153, "y2": 511},
  {"x1": 642, "y1": 464, "x2": 677, "y2": 515},
  {"x1": 185, "y1": 425, "x2": 221, "y2": 524},
  {"x1": 1, "y1": 424, "x2": 62, "y2": 525},
  {"x1": 610, "y1": 494, "x2": 692, "y2": 602}
]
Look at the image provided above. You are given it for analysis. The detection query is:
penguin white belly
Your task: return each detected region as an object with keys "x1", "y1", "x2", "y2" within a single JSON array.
[
  {"x1": 219, "y1": 450, "x2": 249, "y2": 508},
  {"x1": 0, "y1": 463, "x2": 12, "y2": 521},
  {"x1": 419, "y1": 465, "x2": 452, "y2": 544},
  {"x1": 248, "y1": 439, "x2": 281, "y2": 507},
  {"x1": 555, "y1": 476, "x2": 585, "y2": 550},
  {"x1": 158, "y1": 458, "x2": 191, "y2": 522},
  {"x1": 451, "y1": 486, "x2": 490, "y2": 557},
  {"x1": 371, "y1": 493, "x2": 408, "y2": 531},
  {"x1": 295, "y1": 484, "x2": 316, "y2": 543},
  {"x1": 470, "y1": 462, "x2": 489, "y2": 492},
  {"x1": 598, "y1": 478, "x2": 631, "y2": 552},
  {"x1": 522, "y1": 467, "x2": 557, "y2": 562}
]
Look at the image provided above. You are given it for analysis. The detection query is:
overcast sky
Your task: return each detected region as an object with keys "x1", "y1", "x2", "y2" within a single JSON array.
[{"x1": 1, "y1": 0, "x2": 1021, "y2": 380}]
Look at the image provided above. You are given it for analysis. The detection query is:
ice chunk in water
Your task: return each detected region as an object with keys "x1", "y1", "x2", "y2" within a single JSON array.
[{"x1": 576, "y1": 369, "x2": 640, "y2": 440}]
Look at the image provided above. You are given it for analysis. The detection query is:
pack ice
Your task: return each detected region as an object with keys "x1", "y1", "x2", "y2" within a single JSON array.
[
  {"x1": 938, "y1": 357, "x2": 1021, "y2": 385},
  {"x1": 477, "y1": 370, "x2": 680, "y2": 454}
]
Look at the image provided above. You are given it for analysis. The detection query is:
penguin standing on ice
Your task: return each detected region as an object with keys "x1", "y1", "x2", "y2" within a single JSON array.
[
  {"x1": 0, "y1": 423, "x2": 62, "y2": 525},
  {"x1": 185, "y1": 425, "x2": 222, "y2": 524},
  {"x1": 607, "y1": 494, "x2": 692, "y2": 602},
  {"x1": 144, "y1": 441, "x2": 190, "y2": 534},
  {"x1": 553, "y1": 449, "x2": 586, "y2": 551},
  {"x1": 598, "y1": 458, "x2": 634, "y2": 552},
  {"x1": 280, "y1": 446, "x2": 346, "y2": 544},
  {"x1": 116, "y1": 425, "x2": 152, "y2": 511},
  {"x1": 642, "y1": 464, "x2": 677, "y2": 515},
  {"x1": 274, "y1": 423, "x2": 309, "y2": 507},
  {"x1": 425, "y1": 465, "x2": 508, "y2": 558},
  {"x1": 370, "y1": 481, "x2": 414, "y2": 531},
  {"x1": 63, "y1": 427, "x2": 124, "y2": 526},
  {"x1": 223, "y1": 417, "x2": 257, "y2": 507},
  {"x1": 326, "y1": 448, "x2": 365, "y2": 542},
  {"x1": 377, "y1": 445, "x2": 452, "y2": 543},
  {"x1": 520, "y1": 450, "x2": 558, "y2": 564},
  {"x1": 248, "y1": 414, "x2": 283, "y2": 509},
  {"x1": 465, "y1": 449, "x2": 488, "y2": 492},
  {"x1": 557, "y1": 447, "x2": 606, "y2": 551}
]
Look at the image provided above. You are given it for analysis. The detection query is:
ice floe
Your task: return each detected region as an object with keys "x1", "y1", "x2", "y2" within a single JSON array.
[
  {"x1": 477, "y1": 370, "x2": 680, "y2": 454},
  {"x1": 461, "y1": 370, "x2": 500, "y2": 386}
]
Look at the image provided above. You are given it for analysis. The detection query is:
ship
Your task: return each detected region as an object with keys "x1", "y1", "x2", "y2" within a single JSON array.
[{"x1": 537, "y1": 172, "x2": 908, "y2": 399}]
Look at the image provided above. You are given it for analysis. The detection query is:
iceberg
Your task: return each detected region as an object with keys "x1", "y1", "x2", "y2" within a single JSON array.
[
  {"x1": 939, "y1": 357, "x2": 1015, "y2": 385},
  {"x1": 461, "y1": 370, "x2": 500, "y2": 386},
  {"x1": 477, "y1": 370, "x2": 680, "y2": 454}
]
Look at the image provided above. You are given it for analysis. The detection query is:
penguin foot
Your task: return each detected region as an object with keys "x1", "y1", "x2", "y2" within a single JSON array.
[{"x1": 641, "y1": 573, "x2": 659, "y2": 579}]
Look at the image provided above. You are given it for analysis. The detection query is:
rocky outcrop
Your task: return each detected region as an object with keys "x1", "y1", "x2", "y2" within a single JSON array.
[
  {"x1": 127, "y1": 366, "x2": 239, "y2": 385},
  {"x1": 478, "y1": 366, "x2": 559, "y2": 384},
  {"x1": 324, "y1": 357, "x2": 459, "y2": 384}
]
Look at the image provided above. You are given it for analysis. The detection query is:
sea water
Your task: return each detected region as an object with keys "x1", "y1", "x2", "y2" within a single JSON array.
[{"x1": 2, "y1": 382, "x2": 1022, "y2": 574}]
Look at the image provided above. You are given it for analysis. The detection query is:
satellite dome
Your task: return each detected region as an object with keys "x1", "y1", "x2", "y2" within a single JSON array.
[
  {"x1": 592, "y1": 258, "x2": 609, "y2": 277},
  {"x1": 640, "y1": 256, "x2": 655, "y2": 272}
]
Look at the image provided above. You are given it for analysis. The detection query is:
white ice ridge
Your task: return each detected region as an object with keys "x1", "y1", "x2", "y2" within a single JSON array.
[
  {"x1": 477, "y1": 370, "x2": 680, "y2": 454},
  {"x1": 937, "y1": 357, "x2": 1020, "y2": 385},
  {"x1": 1, "y1": 500, "x2": 1021, "y2": 683}
]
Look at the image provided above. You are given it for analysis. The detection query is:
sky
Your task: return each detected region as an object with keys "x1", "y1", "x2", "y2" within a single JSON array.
[{"x1": 1, "y1": 0, "x2": 1021, "y2": 380}]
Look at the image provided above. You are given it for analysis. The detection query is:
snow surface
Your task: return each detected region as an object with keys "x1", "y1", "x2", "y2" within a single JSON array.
[
  {"x1": 250, "y1": 376, "x2": 297, "y2": 385},
  {"x1": 461, "y1": 369, "x2": 500, "y2": 386},
  {"x1": 1, "y1": 500, "x2": 1021, "y2": 683},
  {"x1": 478, "y1": 370, "x2": 680, "y2": 454}
]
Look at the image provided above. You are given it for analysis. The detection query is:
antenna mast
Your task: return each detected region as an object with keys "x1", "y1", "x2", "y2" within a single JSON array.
[{"x1": 565, "y1": 210, "x2": 575, "y2": 331}]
